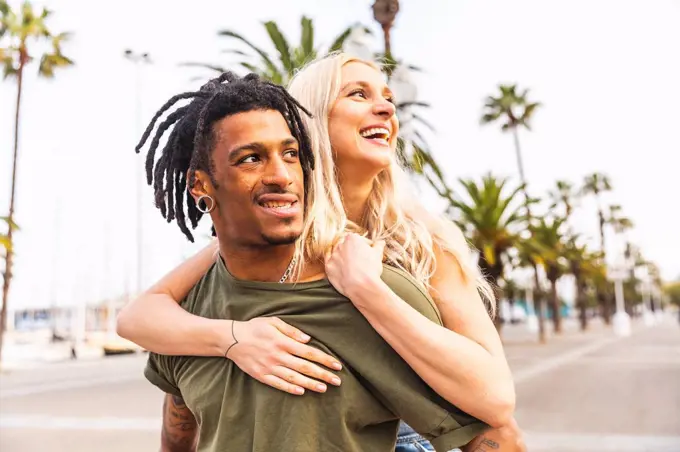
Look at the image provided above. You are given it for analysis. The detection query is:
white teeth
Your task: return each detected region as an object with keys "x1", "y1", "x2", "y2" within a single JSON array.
[
  {"x1": 360, "y1": 127, "x2": 390, "y2": 140},
  {"x1": 263, "y1": 202, "x2": 293, "y2": 209}
]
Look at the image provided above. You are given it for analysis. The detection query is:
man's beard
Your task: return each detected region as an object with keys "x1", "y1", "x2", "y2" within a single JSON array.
[{"x1": 261, "y1": 232, "x2": 300, "y2": 246}]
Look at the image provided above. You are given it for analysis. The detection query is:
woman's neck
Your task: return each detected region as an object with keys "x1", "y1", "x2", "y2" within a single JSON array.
[{"x1": 340, "y1": 178, "x2": 374, "y2": 224}]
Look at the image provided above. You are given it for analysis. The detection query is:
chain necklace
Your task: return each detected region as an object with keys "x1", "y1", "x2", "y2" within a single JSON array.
[{"x1": 278, "y1": 256, "x2": 297, "y2": 283}]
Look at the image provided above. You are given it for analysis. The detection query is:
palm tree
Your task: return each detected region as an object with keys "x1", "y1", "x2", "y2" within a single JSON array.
[
  {"x1": 480, "y1": 84, "x2": 540, "y2": 208},
  {"x1": 531, "y1": 217, "x2": 568, "y2": 333},
  {"x1": 0, "y1": 218, "x2": 11, "y2": 252},
  {"x1": 481, "y1": 84, "x2": 543, "y2": 338},
  {"x1": 608, "y1": 204, "x2": 634, "y2": 235},
  {"x1": 580, "y1": 172, "x2": 614, "y2": 323},
  {"x1": 372, "y1": 0, "x2": 400, "y2": 65},
  {"x1": 447, "y1": 174, "x2": 527, "y2": 328},
  {"x1": 563, "y1": 236, "x2": 600, "y2": 331},
  {"x1": 499, "y1": 278, "x2": 520, "y2": 322},
  {"x1": 580, "y1": 172, "x2": 613, "y2": 256},
  {"x1": 183, "y1": 16, "x2": 362, "y2": 86},
  {"x1": 0, "y1": 0, "x2": 73, "y2": 362},
  {"x1": 549, "y1": 180, "x2": 578, "y2": 222}
]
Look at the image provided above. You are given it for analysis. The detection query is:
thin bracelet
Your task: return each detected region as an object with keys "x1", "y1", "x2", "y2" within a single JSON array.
[{"x1": 224, "y1": 320, "x2": 239, "y2": 358}]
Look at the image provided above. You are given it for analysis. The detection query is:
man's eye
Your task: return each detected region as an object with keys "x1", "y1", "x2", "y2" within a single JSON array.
[
  {"x1": 240, "y1": 155, "x2": 258, "y2": 164},
  {"x1": 284, "y1": 149, "x2": 299, "y2": 159}
]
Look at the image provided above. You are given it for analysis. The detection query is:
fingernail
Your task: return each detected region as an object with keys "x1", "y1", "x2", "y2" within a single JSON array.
[
  {"x1": 300, "y1": 333, "x2": 310, "y2": 341},
  {"x1": 331, "y1": 377, "x2": 341, "y2": 386},
  {"x1": 295, "y1": 387, "x2": 305, "y2": 395},
  {"x1": 332, "y1": 362, "x2": 342, "y2": 370},
  {"x1": 317, "y1": 383, "x2": 327, "y2": 392}
]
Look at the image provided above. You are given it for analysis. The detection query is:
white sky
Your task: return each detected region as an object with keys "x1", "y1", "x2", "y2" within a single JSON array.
[{"x1": 1, "y1": 0, "x2": 679, "y2": 310}]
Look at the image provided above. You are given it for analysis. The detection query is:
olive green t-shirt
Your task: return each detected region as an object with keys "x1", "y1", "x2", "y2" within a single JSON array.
[{"x1": 145, "y1": 258, "x2": 489, "y2": 452}]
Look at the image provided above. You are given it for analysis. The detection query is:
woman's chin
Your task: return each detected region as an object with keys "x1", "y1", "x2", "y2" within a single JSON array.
[{"x1": 357, "y1": 144, "x2": 394, "y2": 170}]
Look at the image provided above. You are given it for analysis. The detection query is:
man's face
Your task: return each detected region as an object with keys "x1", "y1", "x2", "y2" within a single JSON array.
[{"x1": 194, "y1": 109, "x2": 305, "y2": 247}]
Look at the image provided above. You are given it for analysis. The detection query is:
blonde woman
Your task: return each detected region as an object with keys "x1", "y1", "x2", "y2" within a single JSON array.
[{"x1": 118, "y1": 53, "x2": 522, "y2": 451}]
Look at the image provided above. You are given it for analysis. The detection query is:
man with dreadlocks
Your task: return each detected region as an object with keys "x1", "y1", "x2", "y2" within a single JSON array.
[{"x1": 137, "y1": 72, "x2": 488, "y2": 452}]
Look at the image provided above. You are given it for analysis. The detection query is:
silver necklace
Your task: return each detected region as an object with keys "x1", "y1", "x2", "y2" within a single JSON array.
[{"x1": 279, "y1": 256, "x2": 297, "y2": 283}]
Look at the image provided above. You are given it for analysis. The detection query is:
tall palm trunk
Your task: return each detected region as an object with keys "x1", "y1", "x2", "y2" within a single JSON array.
[
  {"x1": 0, "y1": 51, "x2": 26, "y2": 362},
  {"x1": 512, "y1": 127, "x2": 528, "y2": 196},
  {"x1": 549, "y1": 277, "x2": 562, "y2": 333},
  {"x1": 572, "y1": 267, "x2": 588, "y2": 331},
  {"x1": 512, "y1": 125, "x2": 546, "y2": 342},
  {"x1": 381, "y1": 25, "x2": 392, "y2": 59},
  {"x1": 372, "y1": 0, "x2": 399, "y2": 62},
  {"x1": 598, "y1": 208, "x2": 606, "y2": 255},
  {"x1": 533, "y1": 268, "x2": 546, "y2": 343},
  {"x1": 593, "y1": 193, "x2": 613, "y2": 324}
]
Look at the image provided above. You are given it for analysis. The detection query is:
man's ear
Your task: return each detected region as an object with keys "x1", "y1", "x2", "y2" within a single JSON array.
[{"x1": 188, "y1": 170, "x2": 215, "y2": 204}]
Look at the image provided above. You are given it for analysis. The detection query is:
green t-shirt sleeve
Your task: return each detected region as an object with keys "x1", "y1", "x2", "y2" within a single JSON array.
[
  {"x1": 363, "y1": 266, "x2": 491, "y2": 450},
  {"x1": 144, "y1": 353, "x2": 182, "y2": 398}
]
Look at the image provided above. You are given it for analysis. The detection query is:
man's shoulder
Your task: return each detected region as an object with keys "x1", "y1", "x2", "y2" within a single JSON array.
[
  {"x1": 380, "y1": 265, "x2": 442, "y2": 325},
  {"x1": 180, "y1": 261, "x2": 221, "y2": 312}
]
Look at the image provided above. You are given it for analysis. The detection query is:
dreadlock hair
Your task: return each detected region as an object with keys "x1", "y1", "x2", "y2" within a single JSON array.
[{"x1": 135, "y1": 72, "x2": 314, "y2": 242}]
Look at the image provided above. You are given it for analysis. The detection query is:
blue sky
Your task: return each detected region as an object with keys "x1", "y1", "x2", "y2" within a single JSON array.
[{"x1": 1, "y1": 0, "x2": 679, "y2": 309}]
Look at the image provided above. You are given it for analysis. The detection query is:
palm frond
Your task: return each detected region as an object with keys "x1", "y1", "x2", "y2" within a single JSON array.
[
  {"x1": 218, "y1": 30, "x2": 280, "y2": 77},
  {"x1": 300, "y1": 16, "x2": 314, "y2": 56},
  {"x1": 263, "y1": 20, "x2": 293, "y2": 74}
]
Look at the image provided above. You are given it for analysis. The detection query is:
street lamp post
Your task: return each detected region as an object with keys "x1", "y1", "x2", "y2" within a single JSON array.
[
  {"x1": 641, "y1": 280, "x2": 656, "y2": 326},
  {"x1": 652, "y1": 286, "x2": 664, "y2": 322},
  {"x1": 637, "y1": 265, "x2": 656, "y2": 326},
  {"x1": 123, "y1": 49, "x2": 152, "y2": 298},
  {"x1": 608, "y1": 264, "x2": 631, "y2": 337},
  {"x1": 524, "y1": 286, "x2": 539, "y2": 333}
]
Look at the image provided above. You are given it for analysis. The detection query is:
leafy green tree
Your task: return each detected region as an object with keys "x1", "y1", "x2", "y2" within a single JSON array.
[
  {"x1": 481, "y1": 84, "x2": 540, "y2": 207},
  {"x1": 183, "y1": 16, "x2": 361, "y2": 86},
  {"x1": 531, "y1": 218, "x2": 568, "y2": 333},
  {"x1": 0, "y1": 0, "x2": 73, "y2": 361},
  {"x1": 447, "y1": 174, "x2": 527, "y2": 327}
]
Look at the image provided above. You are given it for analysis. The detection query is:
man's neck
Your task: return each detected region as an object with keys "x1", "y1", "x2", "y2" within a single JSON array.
[
  {"x1": 218, "y1": 241, "x2": 297, "y2": 283},
  {"x1": 217, "y1": 240, "x2": 325, "y2": 283}
]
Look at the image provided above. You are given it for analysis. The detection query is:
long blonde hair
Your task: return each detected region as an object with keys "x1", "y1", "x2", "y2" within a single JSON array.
[{"x1": 288, "y1": 52, "x2": 495, "y2": 315}]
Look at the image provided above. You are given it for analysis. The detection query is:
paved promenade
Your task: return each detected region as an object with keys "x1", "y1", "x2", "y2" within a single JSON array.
[{"x1": 1, "y1": 316, "x2": 678, "y2": 451}]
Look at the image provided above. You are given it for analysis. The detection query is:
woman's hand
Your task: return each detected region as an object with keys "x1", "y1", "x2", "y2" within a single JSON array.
[
  {"x1": 228, "y1": 317, "x2": 343, "y2": 395},
  {"x1": 325, "y1": 233, "x2": 385, "y2": 299}
]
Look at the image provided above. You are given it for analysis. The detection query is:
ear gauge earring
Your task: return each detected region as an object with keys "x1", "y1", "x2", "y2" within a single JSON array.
[{"x1": 196, "y1": 195, "x2": 215, "y2": 214}]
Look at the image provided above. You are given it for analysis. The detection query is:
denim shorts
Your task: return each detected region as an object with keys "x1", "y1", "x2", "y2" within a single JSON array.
[{"x1": 394, "y1": 422, "x2": 461, "y2": 452}]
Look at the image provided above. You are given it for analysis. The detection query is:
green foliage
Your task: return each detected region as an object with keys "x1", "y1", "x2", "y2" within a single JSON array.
[
  {"x1": 480, "y1": 84, "x2": 541, "y2": 131},
  {"x1": 183, "y1": 16, "x2": 364, "y2": 86},
  {"x1": 0, "y1": 1, "x2": 73, "y2": 79},
  {"x1": 664, "y1": 281, "x2": 680, "y2": 307},
  {"x1": 447, "y1": 174, "x2": 527, "y2": 280},
  {"x1": 530, "y1": 217, "x2": 568, "y2": 282}
]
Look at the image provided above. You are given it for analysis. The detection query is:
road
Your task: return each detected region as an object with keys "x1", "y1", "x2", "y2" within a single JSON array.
[{"x1": 1, "y1": 316, "x2": 679, "y2": 452}]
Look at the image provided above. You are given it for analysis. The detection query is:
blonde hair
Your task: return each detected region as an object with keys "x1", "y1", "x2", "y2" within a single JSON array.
[{"x1": 288, "y1": 52, "x2": 495, "y2": 315}]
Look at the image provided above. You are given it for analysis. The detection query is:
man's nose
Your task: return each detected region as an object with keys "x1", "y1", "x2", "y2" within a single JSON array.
[{"x1": 261, "y1": 157, "x2": 293, "y2": 188}]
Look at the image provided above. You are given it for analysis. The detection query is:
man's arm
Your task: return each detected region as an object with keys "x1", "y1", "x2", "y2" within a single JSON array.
[{"x1": 161, "y1": 394, "x2": 198, "y2": 452}]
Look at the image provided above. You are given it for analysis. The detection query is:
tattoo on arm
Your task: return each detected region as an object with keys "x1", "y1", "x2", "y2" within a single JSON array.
[
  {"x1": 462, "y1": 435, "x2": 500, "y2": 452},
  {"x1": 475, "y1": 438, "x2": 500, "y2": 451},
  {"x1": 161, "y1": 394, "x2": 198, "y2": 452}
]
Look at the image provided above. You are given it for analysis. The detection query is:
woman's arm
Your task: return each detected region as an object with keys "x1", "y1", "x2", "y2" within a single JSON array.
[
  {"x1": 116, "y1": 241, "x2": 343, "y2": 395},
  {"x1": 325, "y1": 234, "x2": 515, "y2": 428},
  {"x1": 116, "y1": 240, "x2": 226, "y2": 356}
]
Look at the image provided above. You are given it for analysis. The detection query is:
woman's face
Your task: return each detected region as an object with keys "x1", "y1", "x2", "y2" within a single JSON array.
[{"x1": 328, "y1": 62, "x2": 399, "y2": 180}]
